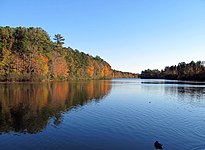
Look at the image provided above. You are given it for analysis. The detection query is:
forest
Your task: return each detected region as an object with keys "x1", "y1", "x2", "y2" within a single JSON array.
[
  {"x1": 141, "y1": 61, "x2": 205, "y2": 81},
  {"x1": 0, "y1": 26, "x2": 138, "y2": 81}
]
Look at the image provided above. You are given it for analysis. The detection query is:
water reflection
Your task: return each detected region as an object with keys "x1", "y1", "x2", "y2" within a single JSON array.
[
  {"x1": 166, "y1": 86, "x2": 205, "y2": 99},
  {"x1": 0, "y1": 80, "x2": 111, "y2": 134},
  {"x1": 164, "y1": 86, "x2": 205, "y2": 107},
  {"x1": 141, "y1": 79, "x2": 205, "y2": 85},
  {"x1": 140, "y1": 79, "x2": 205, "y2": 107}
]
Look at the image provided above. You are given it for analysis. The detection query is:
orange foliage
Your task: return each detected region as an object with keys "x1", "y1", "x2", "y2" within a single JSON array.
[
  {"x1": 87, "y1": 61, "x2": 94, "y2": 77},
  {"x1": 50, "y1": 52, "x2": 69, "y2": 79},
  {"x1": 103, "y1": 64, "x2": 112, "y2": 77},
  {"x1": 31, "y1": 52, "x2": 49, "y2": 76}
]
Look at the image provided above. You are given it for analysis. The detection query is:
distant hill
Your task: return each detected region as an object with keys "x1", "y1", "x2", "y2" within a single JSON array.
[{"x1": 0, "y1": 26, "x2": 138, "y2": 81}]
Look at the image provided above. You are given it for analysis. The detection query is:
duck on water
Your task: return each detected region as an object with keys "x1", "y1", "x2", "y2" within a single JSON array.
[{"x1": 154, "y1": 141, "x2": 163, "y2": 149}]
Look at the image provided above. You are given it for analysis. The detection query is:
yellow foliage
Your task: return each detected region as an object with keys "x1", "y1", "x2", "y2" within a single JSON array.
[{"x1": 31, "y1": 52, "x2": 49, "y2": 77}]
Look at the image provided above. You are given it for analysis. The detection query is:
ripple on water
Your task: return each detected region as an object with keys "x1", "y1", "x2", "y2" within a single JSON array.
[{"x1": 191, "y1": 146, "x2": 205, "y2": 150}]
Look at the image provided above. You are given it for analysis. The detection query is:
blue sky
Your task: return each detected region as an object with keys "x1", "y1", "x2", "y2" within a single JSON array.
[{"x1": 1, "y1": 0, "x2": 205, "y2": 73}]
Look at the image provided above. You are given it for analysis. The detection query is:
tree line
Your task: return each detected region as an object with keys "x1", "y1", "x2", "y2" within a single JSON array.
[
  {"x1": 112, "y1": 70, "x2": 139, "y2": 78},
  {"x1": 0, "y1": 26, "x2": 138, "y2": 81},
  {"x1": 141, "y1": 61, "x2": 205, "y2": 81}
]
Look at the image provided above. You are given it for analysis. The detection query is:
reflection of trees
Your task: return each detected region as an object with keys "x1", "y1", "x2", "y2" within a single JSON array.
[
  {"x1": 140, "y1": 80, "x2": 205, "y2": 105},
  {"x1": 0, "y1": 80, "x2": 111, "y2": 134},
  {"x1": 164, "y1": 86, "x2": 205, "y2": 107},
  {"x1": 177, "y1": 87, "x2": 205, "y2": 99}
]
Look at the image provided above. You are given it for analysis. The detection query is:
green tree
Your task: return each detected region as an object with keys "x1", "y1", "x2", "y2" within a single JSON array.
[{"x1": 54, "y1": 34, "x2": 65, "y2": 47}]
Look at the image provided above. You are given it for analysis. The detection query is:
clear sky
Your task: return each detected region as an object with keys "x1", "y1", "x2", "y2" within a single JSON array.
[{"x1": 1, "y1": 0, "x2": 205, "y2": 73}]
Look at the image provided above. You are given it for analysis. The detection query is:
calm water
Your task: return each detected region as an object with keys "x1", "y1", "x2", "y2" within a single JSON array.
[{"x1": 0, "y1": 79, "x2": 205, "y2": 150}]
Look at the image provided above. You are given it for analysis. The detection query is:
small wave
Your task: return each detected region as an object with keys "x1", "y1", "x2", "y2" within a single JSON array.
[{"x1": 191, "y1": 146, "x2": 205, "y2": 150}]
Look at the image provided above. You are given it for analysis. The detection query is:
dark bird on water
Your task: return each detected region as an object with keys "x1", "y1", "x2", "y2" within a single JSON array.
[{"x1": 154, "y1": 141, "x2": 163, "y2": 149}]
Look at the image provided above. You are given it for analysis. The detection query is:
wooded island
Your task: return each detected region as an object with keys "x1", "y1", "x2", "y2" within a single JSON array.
[{"x1": 0, "y1": 26, "x2": 138, "y2": 81}]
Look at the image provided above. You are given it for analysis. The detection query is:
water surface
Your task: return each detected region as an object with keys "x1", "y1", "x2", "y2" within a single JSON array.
[{"x1": 0, "y1": 79, "x2": 205, "y2": 150}]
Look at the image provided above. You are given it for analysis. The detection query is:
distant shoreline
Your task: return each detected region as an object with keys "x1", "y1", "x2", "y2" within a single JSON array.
[{"x1": 141, "y1": 61, "x2": 205, "y2": 81}]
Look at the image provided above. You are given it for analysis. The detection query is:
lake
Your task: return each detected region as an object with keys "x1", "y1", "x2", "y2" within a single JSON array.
[{"x1": 0, "y1": 79, "x2": 205, "y2": 150}]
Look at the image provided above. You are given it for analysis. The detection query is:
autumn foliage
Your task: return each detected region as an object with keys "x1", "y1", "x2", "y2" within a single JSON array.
[
  {"x1": 50, "y1": 51, "x2": 68, "y2": 79},
  {"x1": 0, "y1": 26, "x2": 138, "y2": 81}
]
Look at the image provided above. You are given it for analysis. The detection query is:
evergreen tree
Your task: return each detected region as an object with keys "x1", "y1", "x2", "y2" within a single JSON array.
[{"x1": 54, "y1": 34, "x2": 65, "y2": 47}]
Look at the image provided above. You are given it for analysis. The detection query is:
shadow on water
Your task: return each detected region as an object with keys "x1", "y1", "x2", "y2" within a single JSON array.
[{"x1": 0, "y1": 80, "x2": 112, "y2": 134}]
